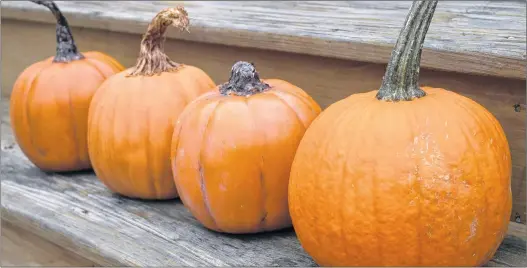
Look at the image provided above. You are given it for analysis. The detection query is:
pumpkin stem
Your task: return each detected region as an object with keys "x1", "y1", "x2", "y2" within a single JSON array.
[
  {"x1": 376, "y1": 0, "x2": 438, "y2": 102},
  {"x1": 219, "y1": 61, "x2": 271, "y2": 96},
  {"x1": 127, "y1": 7, "x2": 190, "y2": 77},
  {"x1": 30, "y1": 0, "x2": 84, "y2": 63}
]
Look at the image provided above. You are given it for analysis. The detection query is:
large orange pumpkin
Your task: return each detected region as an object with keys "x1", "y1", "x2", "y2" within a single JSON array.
[
  {"x1": 87, "y1": 7, "x2": 215, "y2": 200},
  {"x1": 289, "y1": 1, "x2": 512, "y2": 266},
  {"x1": 171, "y1": 61, "x2": 321, "y2": 233},
  {"x1": 9, "y1": 0, "x2": 124, "y2": 172}
]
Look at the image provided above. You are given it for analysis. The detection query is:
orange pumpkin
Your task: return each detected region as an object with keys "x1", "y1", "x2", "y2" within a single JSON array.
[
  {"x1": 87, "y1": 7, "x2": 215, "y2": 200},
  {"x1": 9, "y1": 0, "x2": 124, "y2": 172},
  {"x1": 289, "y1": 1, "x2": 512, "y2": 266},
  {"x1": 170, "y1": 61, "x2": 321, "y2": 233}
]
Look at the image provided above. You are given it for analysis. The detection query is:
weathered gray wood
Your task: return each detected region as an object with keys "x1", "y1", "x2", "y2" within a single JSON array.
[
  {"x1": 1, "y1": 1, "x2": 525, "y2": 79},
  {"x1": 0, "y1": 99, "x2": 525, "y2": 267}
]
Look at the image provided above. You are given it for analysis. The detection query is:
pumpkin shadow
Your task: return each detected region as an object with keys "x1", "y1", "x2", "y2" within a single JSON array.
[
  {"x1": 109, "y1": 192, "x2": 181, "y2": 204},
  {"x1": 6, "y1": 165, "x2": 96, "y2": 183},
  {"x1": 46, "y1": 168, "x2": 95, "y2": 177},
  {"x1": 206, "y1": 225, "x2": 297, "y2": 241}
]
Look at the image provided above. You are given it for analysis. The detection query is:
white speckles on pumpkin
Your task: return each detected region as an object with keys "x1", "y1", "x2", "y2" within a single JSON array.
[
  {"x1": 488, "y1": 138, "x2": 495, "y2": 148},
  {"x1": 465, "y1": 217, "x2": 478, "y2": 242},
  {"x1": 219, "y1": 183, "x2": 227, "y2": 191}
]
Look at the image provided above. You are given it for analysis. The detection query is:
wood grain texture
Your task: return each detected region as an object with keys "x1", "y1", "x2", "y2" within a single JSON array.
[
  {"x1": 0, "y1": 99, "x2": 526, "y2": 267},
  {"x1": 1, "y1": 1, "x2": 525, "y2": 79},
  {"x1": 507, "y1": 222, "x2": 527, "y2": 240},
  {"x1": 1, "y1": 19, "x2": 525, "y2": 223},
  {"x1": 1, "y1": 221, "x2": 96, "y2": 267}
]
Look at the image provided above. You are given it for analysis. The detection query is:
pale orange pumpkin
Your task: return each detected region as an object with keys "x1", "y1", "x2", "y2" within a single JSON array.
[
  {"x1": 9, "y1": 0, "x2": 124, "y2": 172},
  {"x1": 289, "y1": 1, "x2": 512, "y2": 266},
  {"x1": 171, "y1": 61, "x2": 321, "y2": 233},
  {"x1": 87, "y1": 7, "x2": 215, "y2": 200}
]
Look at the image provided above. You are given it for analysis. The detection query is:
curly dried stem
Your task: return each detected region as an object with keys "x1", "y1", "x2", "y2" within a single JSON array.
[
  {"x1": 127, "y1": 7, "x2": 190, "y2": 77},
  {"x1": 30, "y1": 0, "x2": 84, "y2": 63},
  {"x1": 219, "y1": 61, "x2": 271, "y2": 96},
  {"x1": 376, "y1": 0, "x2": 438, "y2": 102}
]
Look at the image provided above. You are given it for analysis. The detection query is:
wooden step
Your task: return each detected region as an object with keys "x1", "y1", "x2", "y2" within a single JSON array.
[{"x1": 2, "y1": 1, "x2": 525, "y2": 79}]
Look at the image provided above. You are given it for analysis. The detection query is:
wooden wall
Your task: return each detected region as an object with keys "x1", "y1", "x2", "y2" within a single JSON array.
[{"x1": 2, "y1": 19, "x2": 525, "y2": 223}]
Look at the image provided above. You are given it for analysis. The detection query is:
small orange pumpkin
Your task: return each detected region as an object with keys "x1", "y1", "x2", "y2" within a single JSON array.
[
  {"x1": 9, "y1": 0, "x2": 124, "y2": 172},
  {"x1": 170, "y1": 61, "x2": 322, "y2": 234},
  {"x1": 289, "y1": 1, "x2": 512, "y2": 266},
  {"x1": 87, "y1": 7, "x2": 216, "y2": 200}
]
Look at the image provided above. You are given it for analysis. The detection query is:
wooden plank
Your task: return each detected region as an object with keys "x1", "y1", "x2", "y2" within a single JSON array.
[
  {"x1": 2, "y1": 19, "x2": 525, "y2": 223},
  {"x1": 486, "y1": 235, "x2": 527, "y2": 267},
  {"x1": 1, "y1": 99, "x2": 526, "y2": 266},
  {"x1": 507, "y1": 222, "x2": 527, "y2": 240},
  {"x1": 1, "y1": 1, "x2": 525, "y2": 79},
  {"x1": 1, "y1": 221, "x2": 96, "y2": 267}
]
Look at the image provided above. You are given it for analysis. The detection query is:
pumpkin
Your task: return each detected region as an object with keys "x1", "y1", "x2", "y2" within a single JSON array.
[
  {"x1": 87, "y1": 7, "x2": 216, "y2": 200},
  {"x1": 288, "y1": 1, "x2": 512, "y2": 266},
  {"x1": 9, "y1": 0, "x2": 124, "y2": 172},
  {"x1": 170, "y1": 61, "x2": 321, "y2": 233}
]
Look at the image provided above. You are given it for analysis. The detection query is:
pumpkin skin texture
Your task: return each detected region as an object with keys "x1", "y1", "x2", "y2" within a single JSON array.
[
  {"x1": 171, "y1": 61, "x2": 321, "y2": 234},
  {"x1": 288, "y1": 1, "x2": 512, "y2": 267},
  {"x1": 87, "y1": 7, "x2": 216, "y2": 200},
  {"x1": 9, "y1": 1, "x2": 124, "y2": 172},
  {"x1": 289, "y1": 87, "x2": 512, "y2": 266}
]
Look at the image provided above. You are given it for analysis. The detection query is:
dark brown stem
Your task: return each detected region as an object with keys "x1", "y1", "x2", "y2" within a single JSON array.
[
  {"x1": 30, "y1": 0, "x2": 84, "y2": 62},
  {"x1": 219, "y1": 61, "x2": 271, "y2": 96},
  {"x1": 376, "y1": 0, "x2": 438, "y2": 102},
  {"x1": 127, "y1": 7, "x2": 190, "y2": 77}
]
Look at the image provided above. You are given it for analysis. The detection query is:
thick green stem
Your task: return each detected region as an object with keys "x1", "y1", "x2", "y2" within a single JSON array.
[
  {"x1": 30, "y1": 0, "x2": 84, "y2": 62},
  {"x1": 376, "y1": 0, "x2": 438, "y2": 102},
  {"x1": 219, "y1": 61, "x2": 271, "y2": 96},
  {"x1": 127, "y1": 7, "x2": 190, "y2": 77}
]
